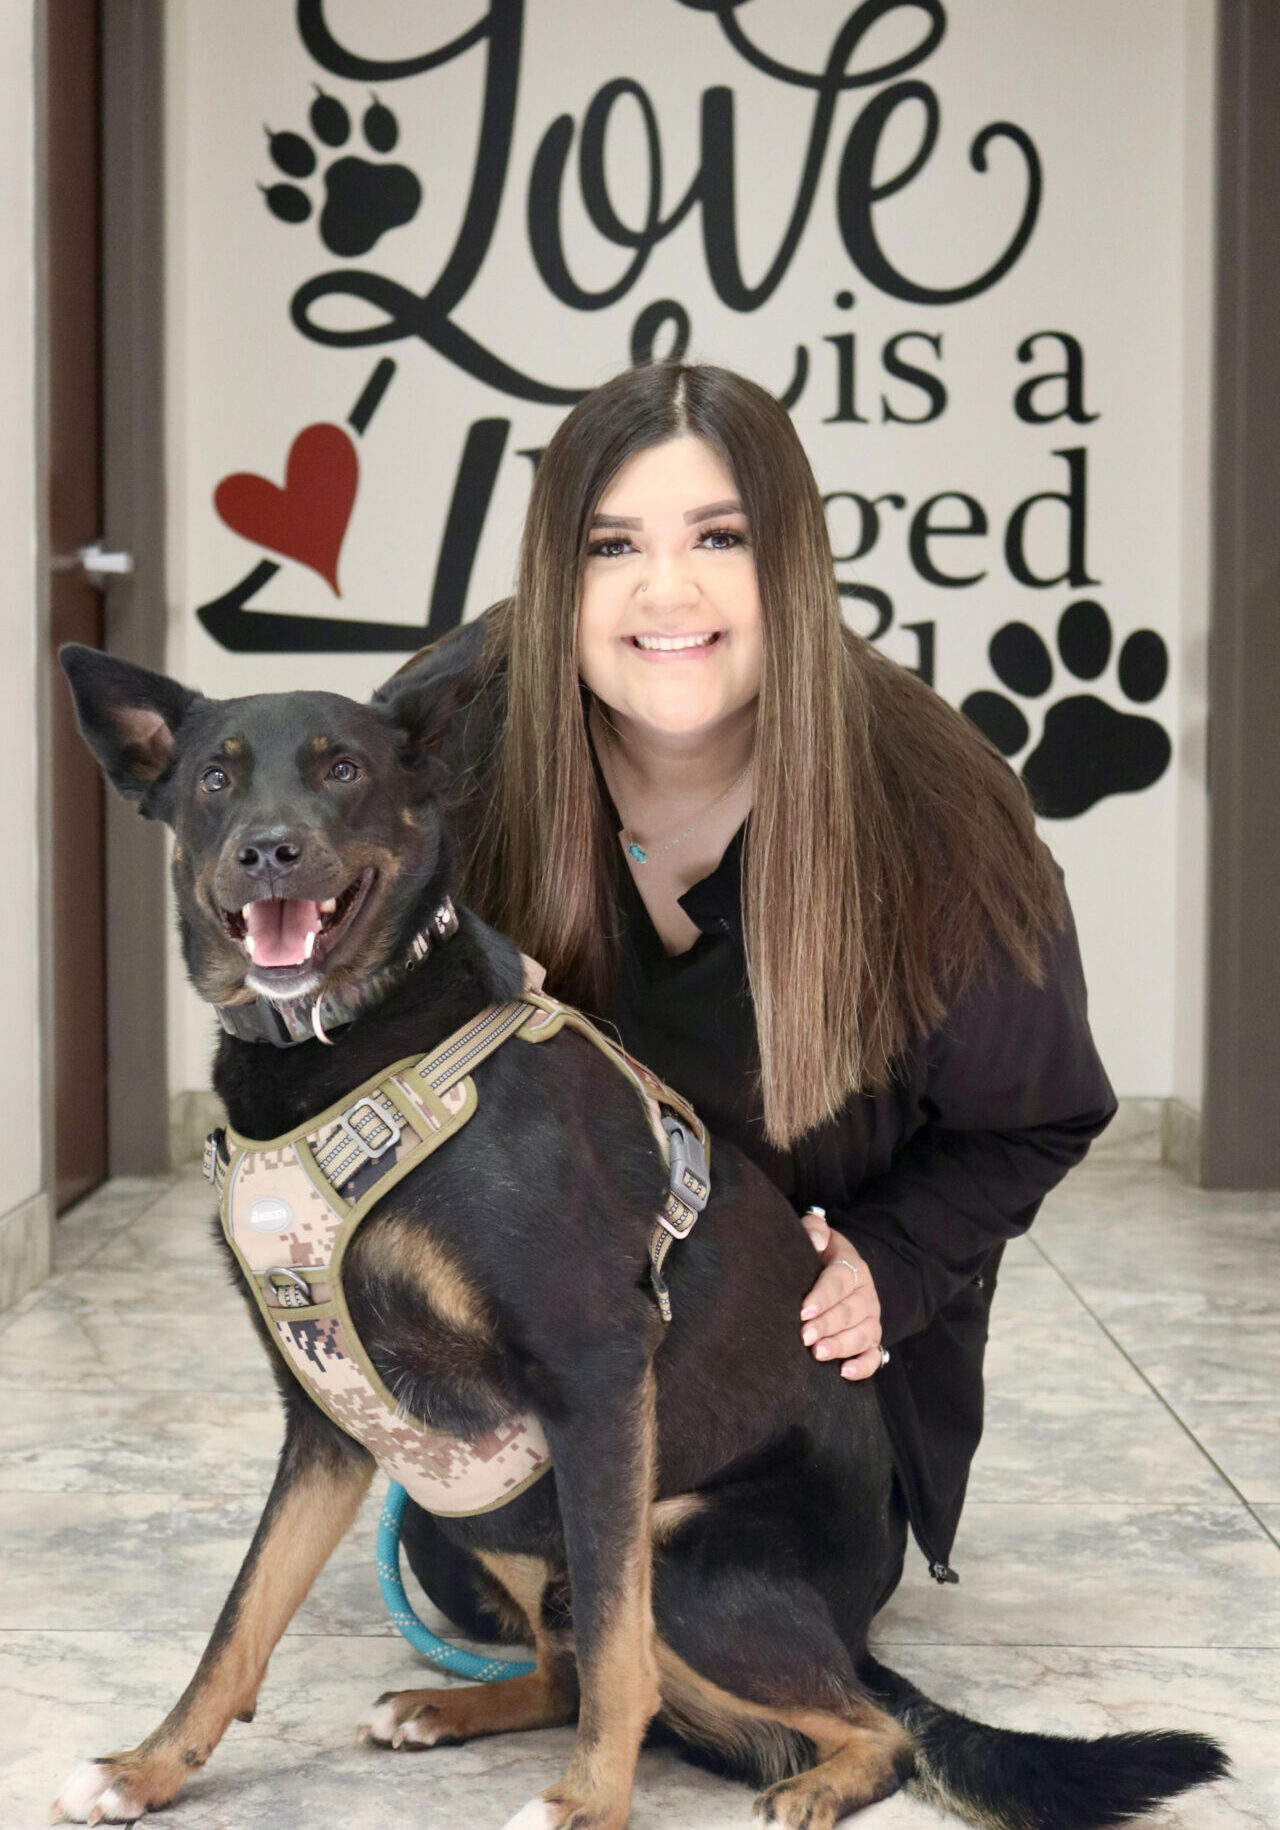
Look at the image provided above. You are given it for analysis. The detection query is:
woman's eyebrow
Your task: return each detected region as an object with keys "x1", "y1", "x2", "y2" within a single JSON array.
[
  {"x1": 589, "y1": 499, "x2": 746, "y2": 530},
  {"x1": 684, "y1": 499, "x2": 745, "y2": 523}
]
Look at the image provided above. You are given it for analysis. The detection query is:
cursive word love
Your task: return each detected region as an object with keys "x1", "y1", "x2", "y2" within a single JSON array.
[{"x1": 292, "y1": 0, "x2": 1042, "y2": 403}]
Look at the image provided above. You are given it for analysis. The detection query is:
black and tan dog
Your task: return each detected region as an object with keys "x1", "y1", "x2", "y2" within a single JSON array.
[{"x1": 52, "y1": 645, "x2": 1225, "y2": 1830}]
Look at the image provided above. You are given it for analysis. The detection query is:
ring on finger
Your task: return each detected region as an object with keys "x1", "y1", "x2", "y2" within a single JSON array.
[
  {"x1": 878, "y1": 1345, "x2": 890, "y2": 1368},
  {"x1": 836, "y1": 1257, "x2": 861, "y2": 1288}
]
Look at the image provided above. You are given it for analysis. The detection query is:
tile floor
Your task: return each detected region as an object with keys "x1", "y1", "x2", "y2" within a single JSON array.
[{"x1": 1, "y1": 1157, "x2": 1277, "y2": 1829}]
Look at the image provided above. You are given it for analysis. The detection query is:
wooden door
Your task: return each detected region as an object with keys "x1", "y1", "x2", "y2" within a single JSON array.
[{"x1": 47, "y1": 0, "x2": 107, "y2": 1211}]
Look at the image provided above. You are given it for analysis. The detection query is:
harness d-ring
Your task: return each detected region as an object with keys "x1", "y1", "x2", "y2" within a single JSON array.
[{"x1": 376, "y1": 1482, "x2": 534, "y2": 1682}]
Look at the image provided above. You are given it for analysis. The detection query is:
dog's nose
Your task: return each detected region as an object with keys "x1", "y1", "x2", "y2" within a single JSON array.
[{"x1": 236, "y1": 830, "x2": 305, "y2": 875}]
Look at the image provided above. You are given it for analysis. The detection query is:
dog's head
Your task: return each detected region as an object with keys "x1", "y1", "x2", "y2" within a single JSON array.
[{"x1": 61, "y1": 647, "x2": 459, "y2": 1010}]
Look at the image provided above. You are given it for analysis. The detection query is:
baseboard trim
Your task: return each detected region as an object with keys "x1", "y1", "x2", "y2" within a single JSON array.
[
  {"x1": 1091, "y1": 1097, "x2": 1163, "y2": 1163},
  {"x1": 164, "y1": 1086, "x2": 1207, "y2": 1189},
  {"x1": 168, "y1": 1089, "x2": 227, "y2": 1171},
  {"x1": 1161, "y1": 1098, "x2": 1203, "y2": 1186},
  {"x1": 0, "y1": 1191, "x2": 52, "y2": 1313},
  {"x1": 1047, "y1": 1095, "x2": 1203, "y2": 1185}
]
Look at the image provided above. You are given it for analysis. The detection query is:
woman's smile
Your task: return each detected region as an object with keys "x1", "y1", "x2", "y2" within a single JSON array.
[{"x1": 624, "y1": 628, "x2": 726, "y2": 658}]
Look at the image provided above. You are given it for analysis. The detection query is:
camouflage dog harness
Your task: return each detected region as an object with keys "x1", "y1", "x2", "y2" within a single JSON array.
[{"x1": 205, "y1": 991, "x2": 710, "y2": 1518}]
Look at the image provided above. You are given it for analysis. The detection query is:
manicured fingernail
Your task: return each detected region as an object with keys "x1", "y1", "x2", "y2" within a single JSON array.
[
  {"x1": 800, "y1": 1305, "x2": 817, "y2": 1321},
  {"x1": 802, "y1": 1326, "x2": 816, "y2": 1346},
  {"x1": 841, "y1": 1364, "x2": 859, "y2": 1379},
  {"x1": 815, "y1": 1343, "x2": 829, "y2": 1359}
]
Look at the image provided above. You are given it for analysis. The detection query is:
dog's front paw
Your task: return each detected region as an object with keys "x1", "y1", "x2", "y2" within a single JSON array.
[
  {"x1": 358, "y1": 1689, "x2": 454, "y2": 1750},
  {"x1": 50, "y1": 1760, "x2": 151, "y2": 1825},
  {"x1": 359, "y1": 1675, "x2": 568, "y2": 1750}
]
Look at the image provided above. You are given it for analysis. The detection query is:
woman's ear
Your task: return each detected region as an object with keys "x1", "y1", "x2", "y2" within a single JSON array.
[{"x1": 59, "y1": 646, "x2": 202, "y2": 810}]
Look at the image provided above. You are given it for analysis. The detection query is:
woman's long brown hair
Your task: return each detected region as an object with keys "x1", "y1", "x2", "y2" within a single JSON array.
[{"x1": 455, "y1": 364, "x2": 1063, "y2": 1147}]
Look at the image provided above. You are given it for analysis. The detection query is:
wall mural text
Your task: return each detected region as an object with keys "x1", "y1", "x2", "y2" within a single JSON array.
[{"x1": 196, "y1": 0, "x2": 1171, "y2": 819}]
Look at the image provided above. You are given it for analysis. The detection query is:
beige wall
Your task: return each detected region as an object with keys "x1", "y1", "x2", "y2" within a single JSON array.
[{"x1": 0, "y1": 0, "x2": 50, "y2": 1303}]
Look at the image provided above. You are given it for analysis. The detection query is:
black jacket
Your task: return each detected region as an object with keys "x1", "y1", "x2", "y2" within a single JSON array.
[
  {"x1": 607, "y1": 821, "x2": 1115, "y2": 1572},
  {"x1": 404, "y1": 618, "x2": 1118, "y2": 1573}
]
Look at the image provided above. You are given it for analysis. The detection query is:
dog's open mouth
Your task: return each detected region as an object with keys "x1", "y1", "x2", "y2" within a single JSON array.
[{"x1": 222, "y1": 868, "x2": 375, "y2": 973}]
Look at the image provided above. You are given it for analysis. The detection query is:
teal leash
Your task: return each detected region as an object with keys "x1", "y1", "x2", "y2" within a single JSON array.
[{"x1": 376, "y1": 1482, "x2": 534, "y2": 1681}]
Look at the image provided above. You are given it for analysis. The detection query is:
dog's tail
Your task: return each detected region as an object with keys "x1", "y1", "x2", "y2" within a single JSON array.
[{"x1": 861, "y1": 1654, "x2": 1228, "y2": 1830}]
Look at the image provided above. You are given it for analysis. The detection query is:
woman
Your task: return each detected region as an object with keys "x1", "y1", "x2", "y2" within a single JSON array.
[{"x1": 394, "y1": 361, "x2": 1115, "y2": 1621}]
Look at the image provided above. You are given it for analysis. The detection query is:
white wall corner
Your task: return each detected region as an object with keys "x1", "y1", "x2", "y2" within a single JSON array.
[
  {"x1": 1170, "y1": 0, "x2": 1218, "y2": 1116},
  {"x1": 0, "y1": 1193, "x2": 51, "y2": 1314},
  {"x1": 0, "y1": 0, "x2": 49, "y2": 1262},
  {"x1": 163, "y1": 0, "x2": 209, "y2": 1098}
]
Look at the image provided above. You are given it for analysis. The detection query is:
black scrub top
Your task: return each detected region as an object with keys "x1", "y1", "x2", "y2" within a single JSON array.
[{"x1": 604, "y1": 819, "x2": 1116, "y2": 1575}]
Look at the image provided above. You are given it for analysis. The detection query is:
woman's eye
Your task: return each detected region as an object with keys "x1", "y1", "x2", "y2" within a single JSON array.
[
  {"x1": 200, "y1": 766, "x2": 228, "y2": 793},
  {"x1": 700, "y1": 526, "x2": 745, "y2": 550},
  {"x1": 329, "y1": 757, "x2": 360, "y2": 783},
  {"x1": 587, "y1": 537, "x2": 633, "y2": 559}
]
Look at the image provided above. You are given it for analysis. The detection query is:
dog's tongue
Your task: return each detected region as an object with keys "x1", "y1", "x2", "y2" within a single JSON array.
[{"x1": 245, "y1": 898, "x2": 321, "y2": 968}]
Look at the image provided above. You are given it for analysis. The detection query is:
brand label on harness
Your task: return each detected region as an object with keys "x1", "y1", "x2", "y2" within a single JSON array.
[{"x1": 247, "y1": 1196, "x2": 293, "y2": 1233}]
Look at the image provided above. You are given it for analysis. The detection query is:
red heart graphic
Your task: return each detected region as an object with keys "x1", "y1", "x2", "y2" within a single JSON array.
[{"x1": 214, "y1": 423, "x2": 358, "y2": 596}]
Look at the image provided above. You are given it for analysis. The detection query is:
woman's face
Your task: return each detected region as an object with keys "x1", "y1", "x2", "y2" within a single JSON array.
[{"x1": 576, "y1": 435, "x2": 763, "y2": 742}]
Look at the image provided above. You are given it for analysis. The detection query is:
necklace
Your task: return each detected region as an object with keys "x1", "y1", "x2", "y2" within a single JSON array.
[{"x1": 619, "y1": 762, "x2": 752, "y2": 864}]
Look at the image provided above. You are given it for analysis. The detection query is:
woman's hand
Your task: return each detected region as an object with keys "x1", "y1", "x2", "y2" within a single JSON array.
[{"x1": 798, "y1": 1209, "x2": 886, "y2": 1380}]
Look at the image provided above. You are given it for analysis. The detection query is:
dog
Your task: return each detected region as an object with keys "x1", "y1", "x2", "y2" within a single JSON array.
[{"x1": 52, "y1": 644, "x2": 1226, "y2": 1830}]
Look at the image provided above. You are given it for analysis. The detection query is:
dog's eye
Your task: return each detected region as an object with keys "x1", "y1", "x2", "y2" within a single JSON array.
[
  {"x1": 201, "y1": 766, "x2": 229, "y2": 793},
  {"x1": 329, "y1": 757, "x2": 360, "y2": 783}
]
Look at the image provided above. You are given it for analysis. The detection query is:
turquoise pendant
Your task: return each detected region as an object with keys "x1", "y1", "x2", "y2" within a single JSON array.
[{"x1": 627, "y1": 842, "x2": 648, "y2": 863}]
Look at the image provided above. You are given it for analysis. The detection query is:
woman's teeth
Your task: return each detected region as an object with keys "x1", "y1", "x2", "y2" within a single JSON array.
[{"x1": 631, "y1": 632, "x2": 718, "y2": 651}]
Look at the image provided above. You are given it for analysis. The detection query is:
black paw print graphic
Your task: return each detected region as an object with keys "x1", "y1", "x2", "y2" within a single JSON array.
[
  {"x1": 962, "y1": 600, "x2": 1172, "y2": 818},
  {"x1": 262, "y1": 89, "x2": 422, "y2": 259}
]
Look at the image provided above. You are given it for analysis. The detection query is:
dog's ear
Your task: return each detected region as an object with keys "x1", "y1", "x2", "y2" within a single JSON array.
[
  {"x1": 371, "y1": 665, "x2": 465, "y2": 781},
  {"x1": 59, "y1": 646, "x2": 202, "y2": 812}
]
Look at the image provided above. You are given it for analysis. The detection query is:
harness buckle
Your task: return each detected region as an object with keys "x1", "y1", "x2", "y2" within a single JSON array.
[
  {"x1": 266, "y1": 1267, "x2": 315, "y2": 1308},
  {"x1": 658, "y1": 1116, "x2": 710, "y2": 1239},
  {"x1": 337, "y1": 1097, "x2": 401, "y2": 1164}
]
